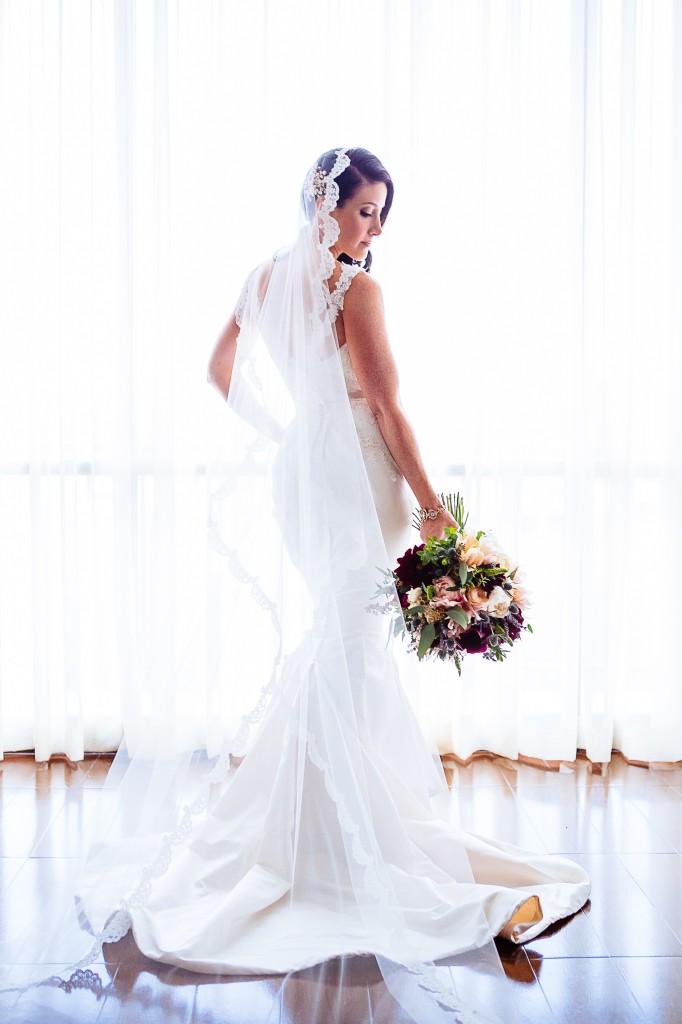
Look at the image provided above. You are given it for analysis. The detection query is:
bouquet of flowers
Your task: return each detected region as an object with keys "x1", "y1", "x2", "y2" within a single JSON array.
[{"x1": 372, "y1": 494, "x2": 532, "y2": 674}]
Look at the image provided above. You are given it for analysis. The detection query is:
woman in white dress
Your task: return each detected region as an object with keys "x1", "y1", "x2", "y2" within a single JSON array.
[
  {"x1": 109, "y1": 147, "x2": 587, "y2": 1015},
  {"x1": 8, "y1": 148, "x2": 589, "y2": 1024},
  {"x1": 208, "y1": 148, "x2": 456, "y2": 564}
]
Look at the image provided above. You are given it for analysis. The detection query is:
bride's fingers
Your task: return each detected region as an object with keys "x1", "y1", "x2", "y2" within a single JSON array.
[
  {"x1": 419, "y1": 513, "x2": 457, "y2": 543},
  {"x1": 420, "y1": 524, "x2": 444, "y2": 543}
]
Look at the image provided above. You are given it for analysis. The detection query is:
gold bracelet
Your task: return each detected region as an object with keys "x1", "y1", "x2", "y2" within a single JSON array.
[{"x1": 416, "y1": 505, "x2": 446, "y2": 523}]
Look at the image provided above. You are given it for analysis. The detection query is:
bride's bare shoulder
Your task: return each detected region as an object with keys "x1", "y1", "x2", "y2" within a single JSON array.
[{"x1": 342, "y1": 270, "x2": 386, "y2": 328}]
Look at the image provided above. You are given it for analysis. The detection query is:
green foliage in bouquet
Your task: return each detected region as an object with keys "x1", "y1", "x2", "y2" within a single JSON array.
[{"x1": 372, "y1": 493, "x2": 532, "y2": 675}]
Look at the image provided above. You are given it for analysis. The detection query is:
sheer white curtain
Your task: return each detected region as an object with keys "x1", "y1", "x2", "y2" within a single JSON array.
[
  {"x1": 0, "y1": 0, "x2": 679, "y2": 763},
  {"x1": 401, "y1": 0, "x2": 682, "y2": 765}
]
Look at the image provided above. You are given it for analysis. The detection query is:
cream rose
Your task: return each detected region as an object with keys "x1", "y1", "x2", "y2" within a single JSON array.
[
  {"x1": 406, "y1": 587, "x2": 425, "y2": 607},
  {"x1": 487, "y1": 585, "x2": 512, "y2": 618}
]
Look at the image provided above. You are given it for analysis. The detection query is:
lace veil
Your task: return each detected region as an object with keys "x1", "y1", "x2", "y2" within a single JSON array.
[{"x1": 3, "y1": 149, "x2": 515, "y2": 1024}]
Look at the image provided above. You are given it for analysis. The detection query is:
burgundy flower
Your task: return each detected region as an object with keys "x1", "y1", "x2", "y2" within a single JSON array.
[
  {"x1": 482, "y1": 568, "x2": 506, "y2": 594},
  {"x1": 395, "y1": 544, "x2": 426, "y2": 591},
  {"x1": 458, "y1": 622, "x2": 493, "y2": 654}
]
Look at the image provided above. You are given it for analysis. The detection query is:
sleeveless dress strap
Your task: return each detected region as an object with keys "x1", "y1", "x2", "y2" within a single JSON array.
[{"x1": 328, "y1": 263, "x2": 364, "y2": 322}]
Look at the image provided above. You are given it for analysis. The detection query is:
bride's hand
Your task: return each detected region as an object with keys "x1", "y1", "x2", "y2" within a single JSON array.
[{"x1": 419, "y1": 510, "x2": 458, "y2": 543}]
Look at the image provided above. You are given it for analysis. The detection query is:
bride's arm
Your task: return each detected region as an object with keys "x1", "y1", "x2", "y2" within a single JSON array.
[
  {"x1": 207, "y1": 314, "x2": 283, "y2": 443},
  {"x1": 207, "y1": 316, "x2": 240, "y2": 399},
  {"x1": 341, "y1": 273, "x2": 456, "y2": 541},
  {"x1": 209, "y1": 263, "x2": 275, "y2": 400}
]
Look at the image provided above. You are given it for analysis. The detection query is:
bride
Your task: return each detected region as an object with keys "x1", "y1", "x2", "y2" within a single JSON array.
[{"x1": 9, "y1": 148, "x2": 589, "y2": 1024}]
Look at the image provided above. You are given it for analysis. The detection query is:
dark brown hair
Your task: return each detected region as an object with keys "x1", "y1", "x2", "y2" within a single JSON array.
[{"x1": 314, "y1": 147, "x2": 394, "y2": 271}]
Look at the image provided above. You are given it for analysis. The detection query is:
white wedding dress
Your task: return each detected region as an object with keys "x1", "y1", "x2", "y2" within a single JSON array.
[
  {"x1": 75, "y1": 265, "x2": 589, "y2": 985},
  {"x1": 18, "y1": 151, "x2": 589, "y2": 1024}
]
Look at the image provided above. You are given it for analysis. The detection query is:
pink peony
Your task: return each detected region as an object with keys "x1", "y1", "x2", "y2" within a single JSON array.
[
  {"x1": 431, "y1": 575, "x2": 460, "y2": 608},
  {"x1": 431, "y1": 576, "x2": 473, "y2": 619}
]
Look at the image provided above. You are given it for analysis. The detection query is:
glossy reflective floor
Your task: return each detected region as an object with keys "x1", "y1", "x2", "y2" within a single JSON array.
[{"x1": 1, "y1": 752, "x2": 681, "y2": 1023}]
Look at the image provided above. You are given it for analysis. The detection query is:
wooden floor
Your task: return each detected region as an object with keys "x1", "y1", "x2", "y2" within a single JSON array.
[{"x1": 1, "y1": 751, "x2": 681, "y2": 1023}]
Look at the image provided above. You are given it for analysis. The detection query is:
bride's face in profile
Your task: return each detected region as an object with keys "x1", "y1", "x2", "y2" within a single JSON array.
[{"x1": 330, "y1": 181, "x2": 387, "y2": 262}]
